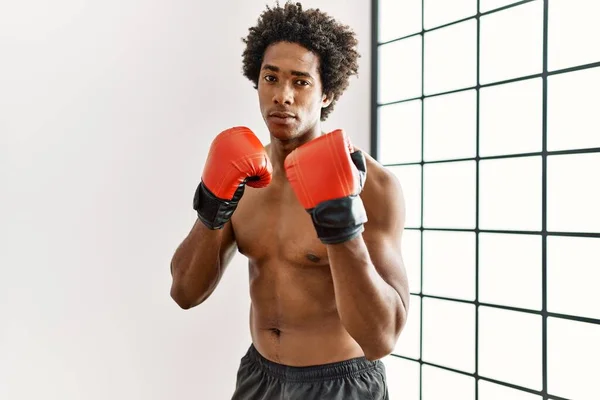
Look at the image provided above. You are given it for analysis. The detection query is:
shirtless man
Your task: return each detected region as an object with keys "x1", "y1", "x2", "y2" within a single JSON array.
[{"x1": 170, "y1": 3, "x2": 410, "y2": 399}]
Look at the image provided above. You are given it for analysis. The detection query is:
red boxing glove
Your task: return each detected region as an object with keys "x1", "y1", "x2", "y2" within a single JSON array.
[
  {"x1": 194, "y1": 126, "x2": 272, "y2": 229},
  {"x1": 284, "y1": 129, "x2": 367, "y2": 244}
]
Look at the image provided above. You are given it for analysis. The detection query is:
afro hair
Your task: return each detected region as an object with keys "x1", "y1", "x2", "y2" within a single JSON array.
[{"x1": 241, "y1": 1, "x2": 360, "y2": 121}]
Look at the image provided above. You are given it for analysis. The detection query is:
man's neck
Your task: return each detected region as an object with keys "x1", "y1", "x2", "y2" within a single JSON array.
[{"x1": 267, "y1": 128, "x2": 322, "y2": 175}]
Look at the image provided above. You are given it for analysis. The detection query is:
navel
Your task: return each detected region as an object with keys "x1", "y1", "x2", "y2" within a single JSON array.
[
  {"x1": 306, "y1": 253, "x2": 321, "y2": 263},
  {"x1": 269, "y1": 327, "x2": 282, "y2": 336}
]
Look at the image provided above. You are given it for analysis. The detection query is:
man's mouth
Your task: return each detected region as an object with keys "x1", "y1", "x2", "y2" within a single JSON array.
[
  {"x1": 268, "y1": 111, "x2": 296, "y2": 125},
  {"x1": 269, "y1": 111, "x2": 295, "y2": 118}
]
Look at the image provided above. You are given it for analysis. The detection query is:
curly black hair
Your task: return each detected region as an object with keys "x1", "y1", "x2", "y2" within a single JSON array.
[{"x1": 241, "y1": 1, "x2": 360, "y2": 121}]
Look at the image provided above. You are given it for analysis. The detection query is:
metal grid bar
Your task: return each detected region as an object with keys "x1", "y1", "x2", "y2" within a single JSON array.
[
  {"x1": 541, "y1": 0, "x2": 550, "y2": 397},
  {"x1": 383, "y1": 146, "x2": 600, "y2": 168},
  {"x1": 370, "y1": 0, "x2": 379, "y2": 160},
  {"x1": 402, "y1": 227, "x2": 600, "y2": 239},
  {"x1": 474, "y1": 1, "x2": 481, "y2": 399},
  {"x1": 418, "y1": 1, "x2": 425, "y2": 397},
  {"x1": 408, "y1": 293, "x2": 600, "y2": 326},
  {"x1": 377, "y1": 60, "x2": 600, "y2": 108}
]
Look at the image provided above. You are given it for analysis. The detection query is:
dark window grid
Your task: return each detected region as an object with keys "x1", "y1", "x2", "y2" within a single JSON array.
[
  {"x1": 378, "y1": 0, "x2": 537, "y2": 47},
  {"x1": 371, "y1": 0, "x2": 600, "y2": 399}
]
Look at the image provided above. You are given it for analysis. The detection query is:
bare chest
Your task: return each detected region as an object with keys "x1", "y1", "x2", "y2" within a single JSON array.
[{"x1": 231, "y1": 183, "x2": 329, "y2": 267}]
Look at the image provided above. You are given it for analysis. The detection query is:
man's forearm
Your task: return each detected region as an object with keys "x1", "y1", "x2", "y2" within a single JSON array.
[
  {"x1": 170, "y1": 220, "x2": 226, "y2": 309},
  {"x1": 327, "y1": 235, "x2": 406, "y2": 360}
]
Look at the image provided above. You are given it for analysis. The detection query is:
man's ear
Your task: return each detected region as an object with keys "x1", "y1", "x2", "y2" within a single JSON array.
[{"x1": 322, "y1": 93, "x2": 334, "y2": 108}]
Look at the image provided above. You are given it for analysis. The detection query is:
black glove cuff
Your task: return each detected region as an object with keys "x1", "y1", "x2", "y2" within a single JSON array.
[
  {"x1": 193, "y1": 181, "x2": 244, "y2": 230},
  {"x1": 308, "y1": 196, "x2": 368, "y2": 244}
]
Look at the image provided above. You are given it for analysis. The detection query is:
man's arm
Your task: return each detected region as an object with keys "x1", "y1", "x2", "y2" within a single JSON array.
[
  {"x1": 170, "y1": 219, "x2": 237, "y2": 309},
  {"x1": 327, "y1": 166, "x2": 410, "y2": 360},
  {"x1": 283, "y1": 131, "x2": 410, "y2": 359},
  {"x1": 170, "y1": 126, "x2": 272, "y2": 309}
]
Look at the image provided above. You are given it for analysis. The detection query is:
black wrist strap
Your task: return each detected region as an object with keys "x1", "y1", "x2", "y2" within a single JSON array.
[
  {"x1": 308, "y1": 195, "x2": 368, "y2": 244},
  {"x1": 193, "y1": 181, "x2": 245, "y2": 230}
]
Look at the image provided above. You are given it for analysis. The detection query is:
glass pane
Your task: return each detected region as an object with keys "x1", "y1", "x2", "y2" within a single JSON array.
[
  {"x1": 548, "y1": 67, "x2": 600, "y2": 151},
  {"x1": 548, "y1": 0, "x2": 600, "y2": 71},
  {"x1": 479, "y1": 380, "x2": 542, "y2": 400},
  {"x1": 479, "y1": 233, "x2": 542, "y2": 310},
  {"x1": 378, "y1": 0, "x2": 422, "y2": 43},
  {"x1": 379, "y1": 37, "x2": 423, "y2": 104},
  {"x1": 548, "y1": 318, "x2": 600, "y2": 400},
  {"x1": 547, "y1": 153, "x2": 600, "y2": 233},
  {"x1": 480, "y1": 78, "x2": 543, "y2": 157},
  {"x1": 479, "y1": 306, "x2": 542, "y2": 390},
  {"x1": 424, "y1": 19, "x2": 477, "y2": 95},
  {"x1": 424, "y1": 0, "x2": 477, "y2": 29},
  {"x1": 423, "y1": 161, "x2": 476, "y2": 229},
  {"x1": 378, "y1": 100, "x2": 422, "y2": 165},
  {"x1": 547, "y1": 236, "x2": 600, "y2": 320},
  {"x1": 423, "y1": 231, "x2": 475, "y2": 300},
  {"x1": 387, "y1": 165, "x2": 422, "y2": 229},
  {"x1": 480, "y1": 0, "x2": 523, "y2": 13},
  {"x1": 393, "y1": 295, "x2": 421, "y2": 359},
  {"x1": 422, "y1": 298, "x2": 475, "y2": 373},
  {"x1": 402, "y1": 229, "x2": 422, "y2": 294},
  {"x1": 424, "y1": 90, "x2": 477, "y2": 161},
  {"x1": 479, "y1": 157, "x2": 542, "y2": 231},
  {"x1": 480, "y1": 1, "x2": 543, "y2": 84},
  {"x1": 422, "y1": 365, "x2": 475, "y2": 400},
  {"x1": 382, "y1": 356, "x2": 420, "y2": 400}
]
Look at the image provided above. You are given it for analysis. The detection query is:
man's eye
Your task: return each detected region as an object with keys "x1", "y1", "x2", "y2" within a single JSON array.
[
  {"x1": 264, "y1": 75, "x2": 276, "y2": 82},
  {"x1": 296, "y1": 80, "x2": 309, "y2": 86}
]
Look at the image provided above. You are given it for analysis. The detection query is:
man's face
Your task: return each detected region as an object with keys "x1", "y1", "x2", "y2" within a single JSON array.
[{"x1": 258, "y1": 41, "x2": 332, "y2": 141}]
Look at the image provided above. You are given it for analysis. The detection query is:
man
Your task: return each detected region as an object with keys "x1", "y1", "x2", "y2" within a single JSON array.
[{"x1": 170, "y1": 2, "x2": 410, "y2": 399}]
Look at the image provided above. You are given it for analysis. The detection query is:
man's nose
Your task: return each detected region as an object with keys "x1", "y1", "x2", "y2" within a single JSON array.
[{"x1": 273, "y1": 83, "x2": 294, "y2": 105}]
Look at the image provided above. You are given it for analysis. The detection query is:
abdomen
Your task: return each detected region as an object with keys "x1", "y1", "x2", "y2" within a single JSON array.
[{"x1": 247, "y1": 259, "x2": 365, "y2": 366}]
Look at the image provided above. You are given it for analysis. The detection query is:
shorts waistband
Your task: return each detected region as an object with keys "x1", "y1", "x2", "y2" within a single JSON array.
[{"x1": 244, "y1": 344, "x2": 381, "y2": 383}]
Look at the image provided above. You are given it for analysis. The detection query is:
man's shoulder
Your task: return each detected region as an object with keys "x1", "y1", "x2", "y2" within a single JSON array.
[
  {"x1": 358, "y1": 149, "x2": 406, "y2": 230},
  {"x1": 359, "y1": 150, "x2": 402, "y2": 195}
]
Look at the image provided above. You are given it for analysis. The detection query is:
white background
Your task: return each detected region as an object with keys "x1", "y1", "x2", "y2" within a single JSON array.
[{"x1": 0, "y1": 1, "x2": 371, "y2": 399}]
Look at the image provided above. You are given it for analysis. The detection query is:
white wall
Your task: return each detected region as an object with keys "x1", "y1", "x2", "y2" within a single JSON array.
[{"x1": 0, "y1": 1, "x2": 371, "y2": 399}]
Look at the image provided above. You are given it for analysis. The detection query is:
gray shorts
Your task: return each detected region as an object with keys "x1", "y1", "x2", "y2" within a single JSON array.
[{"x1": 231, "y1": 344, "x2": 389, "y2": 399}]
